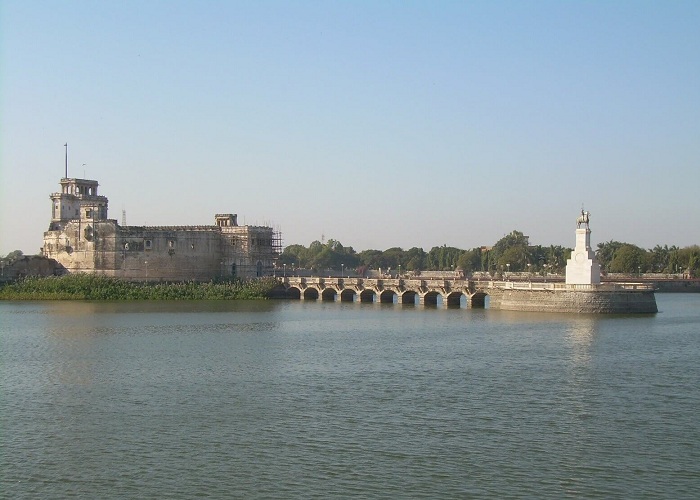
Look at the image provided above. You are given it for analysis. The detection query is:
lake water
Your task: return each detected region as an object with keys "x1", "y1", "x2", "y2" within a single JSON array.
[{"x1": 1, "y1": 294, "x2": 699, "y2": 499}]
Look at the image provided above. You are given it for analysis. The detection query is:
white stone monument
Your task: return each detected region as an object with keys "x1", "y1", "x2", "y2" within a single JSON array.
[{"x1": 565, "y1": 210, "x2": 601, "y2": 285}]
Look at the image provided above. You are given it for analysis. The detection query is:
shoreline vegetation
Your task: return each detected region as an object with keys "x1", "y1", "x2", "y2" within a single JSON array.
[{"x1": 0, "y1": 275, "x2": 279, "y2": 301}]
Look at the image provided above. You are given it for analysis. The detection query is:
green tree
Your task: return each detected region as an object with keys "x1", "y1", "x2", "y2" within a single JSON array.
[
  {"x1": 492, "y1": 231, "x2": 529, "y2": 255},
  {"x1": 689, "y1": 252, "x2": 699, "y2": 278},
  {"x1": 309, "y1": 247, "x2": 334, "y2": 271},
  {"x1": 491, "y1": 231, "x2": 529, "y2": 272},
  {"x1": 358, "y1": 249, "x2": 384, "y2": 269},
  {"x1": 480, "y1": 249, "x2": 491, "y2": 273},
  {"x1": 308, "y1": 240, "x2": 324, "y2": 258},
  {"x1": 2, "y1": 250, "x2": 23, "y2": 262},
  {"x1": 403, "y1": 247, "x2": 426, "y2": 271},
  {"x1": 668, "y1": 246, "x2": 681, "y2": 273},
  {"x1": 649, "y1": 245, "x2": 671, "y2": 272},
  {"x1": 426, "y1": 245, "x2": 462, "y2": 270},
  {"x1": 278, "y1": 244, "x2": 307, "y2": 267},
  {"x1": 546, "y1": 245, "x2": 571, "y2": 273},
  {"x1": 278, "y1": 235, "x2": 699, "y2": 278},
  {"x1": 678, "y1": 245, "x2": 700, "y2": 277},
  {"x1": 529, "y1": 245, "x2": 547, "y2": 269},
  {"x1": 608, "y1": 244, "x2": 648, "y2": 273},
  {"x1": 456, "y1": 248, "x2": 482, "y2": 273},
  {"x1": 305, "y1": 239, "x2": 359, "y2": 272},
  {"x1": 596, "y1": 240, "x2": 624, "y2": 270},
  {"x1": 380, "y1": 247, "x2": 405, "y2": 270},
  {"x1": 496, "y1": 246, "x2": 529, "y2": 272}
]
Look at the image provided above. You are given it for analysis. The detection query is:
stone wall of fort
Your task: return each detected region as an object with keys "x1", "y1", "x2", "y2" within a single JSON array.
[
  {"x1": 44, "y1": 220, "x2": 227, "y2": 280},
  {"x1": 43, "y1": 220, "x2": 278, "y2": 280},
  {"x1": 42, "y1": 177, "x2": 279, "y2": 281}
]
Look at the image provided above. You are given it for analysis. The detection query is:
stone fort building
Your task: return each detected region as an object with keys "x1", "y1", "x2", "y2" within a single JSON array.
[{"x1": 42, "y1": 177, "x2": 280, "y2": 280}]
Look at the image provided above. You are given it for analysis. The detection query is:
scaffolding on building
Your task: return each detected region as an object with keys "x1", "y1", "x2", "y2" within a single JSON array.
[{"x1": 272, "y1": 226, "x2": 283, "y2": 258}]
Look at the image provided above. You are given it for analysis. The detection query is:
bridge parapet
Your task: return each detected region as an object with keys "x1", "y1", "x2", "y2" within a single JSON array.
[{"x1": 482, "y1": 280, "x2": 655, "y2": 292}]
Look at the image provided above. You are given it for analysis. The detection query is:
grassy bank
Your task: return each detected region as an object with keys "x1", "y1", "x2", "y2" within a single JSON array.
[{"x1": 0, "y1": 275, "x2": 279, "y2": 300}]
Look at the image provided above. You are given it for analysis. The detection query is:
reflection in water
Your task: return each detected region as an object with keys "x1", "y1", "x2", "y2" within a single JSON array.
[
  {"x1": 565, "y1": 316, "x2": 598, "y2": 367},
  {"x1": 560, "y1": 315, "x2": 601, "y2": 465},
  {"x1": 41, "y1": 300, "x2": 283, "y2": 387}
]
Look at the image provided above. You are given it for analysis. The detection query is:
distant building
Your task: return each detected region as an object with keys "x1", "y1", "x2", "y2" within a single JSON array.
[{"x1": 42, "y1": 177, "x2": 281, "y2": 280}]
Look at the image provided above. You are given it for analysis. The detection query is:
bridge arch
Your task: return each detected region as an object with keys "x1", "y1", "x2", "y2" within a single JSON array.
[
  {"x1": 400, "y1": 290, "x2": 418, "y2": 305},
  {"x1": 286, "y1": 286, "x2": 302, "y2": 299},
  {"x1": 321, "y1": 288, "x2": 337, "y2": 301},
  {"x1": 303, "y1": 288, "x2": 319, "y2": 300},
  {"x1": 422, "y1": 291, "x2": 442, "y2": 306},
  {"x1": 446, "y1": 291, "x2": 464, "y2": 307},
  {"x1": 340, "y1": 289, "x2": 356, "y2": 302},
  {"x1": 378, "y1": 290, "x2": 396, "y2": 304},
  {"x1": 359, "y1": 289, "x2": 376, "y2": 303},
  {"x1": 469, "y1": 291, "x2": 488, "y2": 308}
]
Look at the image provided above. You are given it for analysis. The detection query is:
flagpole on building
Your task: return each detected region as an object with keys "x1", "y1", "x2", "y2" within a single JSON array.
[{"x1": 64, "y1": 143, "x2": 68, "y2": 178}]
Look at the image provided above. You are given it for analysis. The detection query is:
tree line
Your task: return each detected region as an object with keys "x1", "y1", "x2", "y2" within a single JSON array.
[
  {"x1": 3, "y1": 236, "x2": 699, "y2": 278},
  {"x1": 596, "y1": 241, "x2": 698, "y2": 275},
  {"x1": 277, "y1": 232, "x2": 699, "y2": 277}
]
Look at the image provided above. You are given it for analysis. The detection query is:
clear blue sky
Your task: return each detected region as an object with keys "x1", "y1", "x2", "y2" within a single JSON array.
[{"x1": 1, "y1": 0, "x2": 698, "y2": 256}]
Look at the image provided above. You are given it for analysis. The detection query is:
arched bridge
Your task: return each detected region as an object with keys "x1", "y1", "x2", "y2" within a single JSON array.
[{"x1": 275, "y1": 276, "x2": 490, "y2": 307}]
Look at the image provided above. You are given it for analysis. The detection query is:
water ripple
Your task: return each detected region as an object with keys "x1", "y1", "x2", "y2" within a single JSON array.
[{"x1": 2, "y1": 295, "x2": 700, "y2": 498}]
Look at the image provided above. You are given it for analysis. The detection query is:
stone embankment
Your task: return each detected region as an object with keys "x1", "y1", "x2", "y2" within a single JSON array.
[{"x1": 486, "y1": 283, "x2": 658, "y2": 314}]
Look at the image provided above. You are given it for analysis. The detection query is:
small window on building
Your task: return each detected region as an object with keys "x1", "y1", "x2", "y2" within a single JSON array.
[
  {"x1": 145, "y1": 240, "x2": 152, "y2": 250},
  {"x1": 169, "y1": 240, "x2": 176, "y2": 248},
  {"x1": 86, "y1": 209, "x2": 92, "y2": 218}
]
